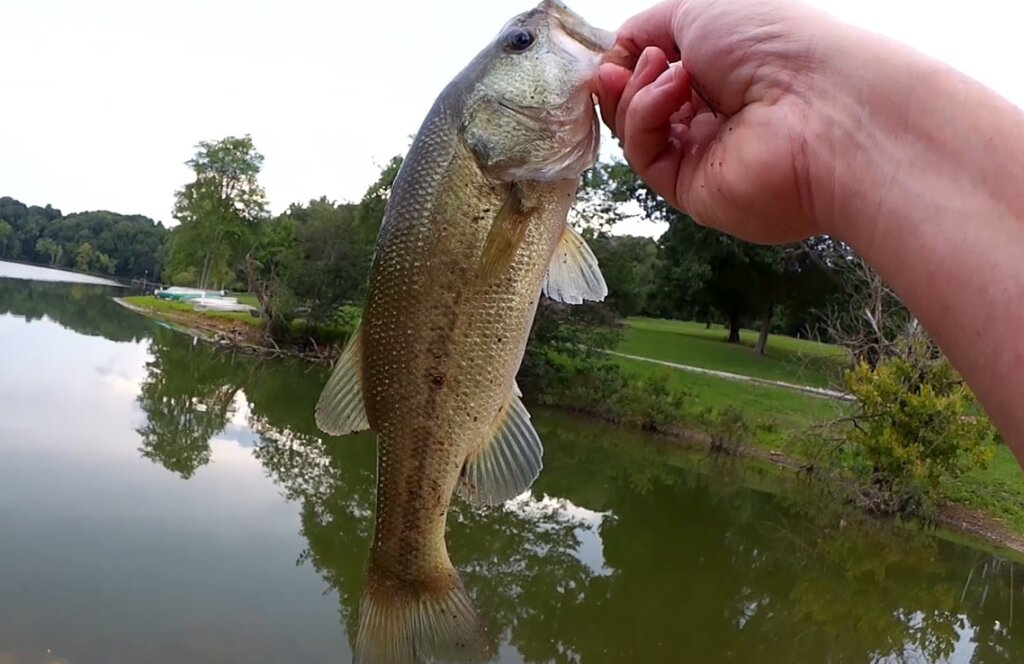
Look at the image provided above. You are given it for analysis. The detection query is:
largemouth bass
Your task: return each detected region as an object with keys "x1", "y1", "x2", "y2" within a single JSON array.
[{"x1": 315, "y1": 2, "x2": 612, "y2": 661}]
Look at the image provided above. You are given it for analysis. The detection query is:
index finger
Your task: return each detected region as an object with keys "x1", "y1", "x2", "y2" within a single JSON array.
[{"x1": 603, "y1": 0, "x2": 682, "y2": 69}]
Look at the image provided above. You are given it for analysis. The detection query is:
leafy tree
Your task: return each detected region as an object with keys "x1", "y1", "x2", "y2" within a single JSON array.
[
  {"x1": 603, "y1": 159, "x2": 835, "y2": 353},
  {"x1": 587, "y1": 233, "x2": 660, "y2": 317},
  {"x1": 74, "y1": 242, "x2": 94, "y2": 272},
  {"x1": 245, "y1": 156, "x2": 402, "y2": 338},
  {"x1": 0, "y1": 220, "x2": 12, "y2": 257},
  {"x1": 0, "y1": 196, "x2": 167, "y2": 279},
  {"x1": 35, "y1": 237, "x2": 62, "y2": 265},
  {"x1": 167, "y1": 135, "x2": 268, "y2": 288}
]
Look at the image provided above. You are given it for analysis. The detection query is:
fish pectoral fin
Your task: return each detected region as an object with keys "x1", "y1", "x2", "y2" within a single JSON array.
[
  {"x1": 457, "y1": 393, "x2": 544, "y2": 506},
  {"x1": 478, "y1": 183, "x2": 535, "y2": 281},
  {"x1": 543, "y1": 223, "x2": 608, "y2": 304},
  {"x1": 314, "y1": 323, "x2": 370, "y2": 436}
]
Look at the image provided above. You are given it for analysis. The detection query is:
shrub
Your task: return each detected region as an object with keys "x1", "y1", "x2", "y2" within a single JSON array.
[{"x1": 840, "y1": 342, "x2": 996, "y2": 515}]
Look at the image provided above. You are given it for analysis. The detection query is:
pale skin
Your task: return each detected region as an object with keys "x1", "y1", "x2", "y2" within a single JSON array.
[{"x1": 596, "y1": 0, "x2": 1024, "y2": 464}]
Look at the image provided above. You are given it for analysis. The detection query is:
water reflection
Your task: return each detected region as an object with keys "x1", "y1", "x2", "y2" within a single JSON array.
[
  {"x1": 2, "y1": 275, "x2": 1022, "y2": 663},
  {"x1": 0, "y1": 278, "x2": 149, "y2": 342},
  {"x1": 126, "y1": 326, "x2": 1024, "y2": 663}
]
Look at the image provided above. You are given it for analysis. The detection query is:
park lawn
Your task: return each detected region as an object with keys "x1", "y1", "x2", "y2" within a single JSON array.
[
  {"x1": 619, "y1": 317, "x2": 849, "y2": 389},
  {"x1": 122, "y1": 295, "x2": 355, "y2": 344},
  {"x1": 946, "y1": 444, "x2": 1024, "y2": 534},
  {"x1": 234, "y1": 293, "x2": 260, "y2": 308},
  {"x1": 615, "y1": 355, "x2": 846, "y2": 452},
  {"x1": 617, "y1": 353, "x2": 1024, "y2": 536},
  {"x1": 122, "y1": 295, "x2": 259, "y2": 326}
]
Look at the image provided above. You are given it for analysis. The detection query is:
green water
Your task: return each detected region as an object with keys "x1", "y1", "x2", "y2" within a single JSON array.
[{"x1": 1, "y1": 261, "x2": 1022, "y2": 663}]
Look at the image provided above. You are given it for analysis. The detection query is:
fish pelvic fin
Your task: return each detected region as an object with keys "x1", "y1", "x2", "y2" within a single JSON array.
[
  {"x1": 543, "y1": 223, "x2": 608, "y2": 304},
  {"x1": 354, "y1": 570, "x2": 494, "y2": 664},
  {"x1": 478, "y1": 183, "x2": 535, "y2": 282},
  {"x1": 314, "y1": 323, "x2": 370, "y2": 436},
  {"x1": 457, "y1": 393, "x2": 543, "y2": 506}
]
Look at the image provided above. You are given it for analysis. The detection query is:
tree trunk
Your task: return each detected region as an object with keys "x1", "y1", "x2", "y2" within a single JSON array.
[
  {"x1": 727, "y1": 310, "x2": 741, "y2": 344},
  {"x1": 754, "y1": 302, "x2": 774, "y2": 355}
]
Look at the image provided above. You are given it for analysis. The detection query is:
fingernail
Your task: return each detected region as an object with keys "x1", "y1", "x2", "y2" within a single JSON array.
[
  {"x1": 635, "y1": 48, "x2": 650, "y2": 72},
  {"x1": 652, "y1": 64, "x2": 679, "y2": 89}
]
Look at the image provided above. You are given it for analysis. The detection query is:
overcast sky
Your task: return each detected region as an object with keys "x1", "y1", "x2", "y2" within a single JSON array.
[{"x1": 1, "y1": 0, "x2": 1021, "y2": 238}]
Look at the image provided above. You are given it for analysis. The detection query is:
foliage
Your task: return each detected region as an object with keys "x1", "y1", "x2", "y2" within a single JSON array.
[
  {"x1": 698, "y1": 405, "x2": 752, "y2": 455},
  {"x1": 602, "y1": 158, "x2": 837, "y2": 351},
  {"x1": 835, "y1": 336, "x2": 996, "y2": 515},
  {"x1": 586, "y1": 233, "x2": 661, "y2": 317},
  {"x1": 519, "y1": 300, "x2": 690, "y2": 431},
  {"x1": 0, "y1": 197, "x2": 166, "y2": 278},
  {"x1": 243, "y1": 155, "x2": 401, "y2": 338},
  {"x1": 167, "y1": 135, "x2": 268, "y2": 288}
]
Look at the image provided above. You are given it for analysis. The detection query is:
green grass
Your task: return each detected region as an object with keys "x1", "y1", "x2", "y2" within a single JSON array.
[
  {"x1": 234, "y1": 293, "x2": 259, "y2": 307},
  {"x1": 615, "y1": 355, "x2": 846, "y2": 452},
  {"x1": 946, "y1": 444, "x2": 1024, "y2": 533},
  {"x1": 123, "y1": 295, "x2": 260, "y2": 325},
  {"x1": 619, "y1": 317, "x2": 849, "y2": 389}
]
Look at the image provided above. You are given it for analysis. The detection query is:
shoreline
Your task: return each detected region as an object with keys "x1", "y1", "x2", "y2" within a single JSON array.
[{"x1": 115, "y1": 296, "x2": 1024, "y2": 559}]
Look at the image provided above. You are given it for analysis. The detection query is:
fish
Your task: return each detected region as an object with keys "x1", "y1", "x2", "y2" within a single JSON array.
[{"x1": 315, "y1": 2, "x2": 613, "y2": 661}]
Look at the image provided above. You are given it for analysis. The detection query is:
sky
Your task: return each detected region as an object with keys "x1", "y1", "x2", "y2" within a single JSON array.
[{"x1": 1, "y1": 0, "x2": 1021, "y2": 238}]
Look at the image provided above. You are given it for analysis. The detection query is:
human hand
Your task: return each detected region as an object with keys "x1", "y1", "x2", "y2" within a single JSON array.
[{"x1": 597, "y1": 0, "x2": 851, "y2": 244}]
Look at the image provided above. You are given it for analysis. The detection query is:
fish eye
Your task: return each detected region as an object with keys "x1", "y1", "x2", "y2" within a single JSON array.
[{"x1": 503, "y1": 27, "x2": 534, "y2": 52}]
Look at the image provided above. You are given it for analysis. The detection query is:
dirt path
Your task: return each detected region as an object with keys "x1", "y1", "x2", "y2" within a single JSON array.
[{"x1": 605, "y1": 350, "x2": 855, "y2": 401}]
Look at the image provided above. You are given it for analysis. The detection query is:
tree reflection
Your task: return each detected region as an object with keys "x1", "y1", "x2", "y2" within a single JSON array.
[
  {"x1": 0, "y1": 278, "x2": 150, "y2": 341},
  {"x1": 127, "y1": 336, "x2": 1024, "y2": 663},
  {"x1": 134, "y1": 328, "x2": 246, "y2": 478}
]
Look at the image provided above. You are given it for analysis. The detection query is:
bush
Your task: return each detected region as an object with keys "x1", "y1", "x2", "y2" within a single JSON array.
[
  {"x1": 520, "y1": 300, "x2": 689, "y2": 431},
  {"x1": 839, "y1": 342, "x2": 996, "y2": 515},
  {"x1": 697, "y1": 405, "x2": 751, "y2": 455}
]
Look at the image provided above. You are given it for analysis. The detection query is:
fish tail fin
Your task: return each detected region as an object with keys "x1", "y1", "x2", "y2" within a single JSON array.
[{"x1": 354, "y1": 569, "x2": 493, "y2": 664}]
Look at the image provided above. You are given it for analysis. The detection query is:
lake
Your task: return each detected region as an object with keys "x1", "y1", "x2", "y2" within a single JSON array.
[{"x1": 1, "y1": 259, "x2": 1022, "y2": 663}]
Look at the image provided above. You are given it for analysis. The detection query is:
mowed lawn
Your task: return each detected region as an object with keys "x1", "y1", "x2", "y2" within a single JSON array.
[
  {"x1": 616, "y1": 356, "x2": 846, "y2": 449},
  {"x1": 616, "y1": 318, "x2": 1024, "y2": 535},
  {"x1": 617, "y1": 317, "x2": 849, "y2": 389}
]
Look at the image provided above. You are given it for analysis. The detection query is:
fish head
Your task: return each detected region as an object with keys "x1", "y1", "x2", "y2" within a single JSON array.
[{"x1": 459, "y1": 1, "x2": 614, "y2": 182}]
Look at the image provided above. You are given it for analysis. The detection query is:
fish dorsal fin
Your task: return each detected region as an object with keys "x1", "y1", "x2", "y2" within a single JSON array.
[
  {"x1": 314, "y1": 324, "x2": 370, "y2": 436},
  {"x1": 478, "y1": 183, "x2": 535, "y2": 281},
  {"x1": 543, "y1": 224, "x2": 608, "y2": 304},
  {"x1": 457, "y1": 393, "x2": 543, "y2": 506}
]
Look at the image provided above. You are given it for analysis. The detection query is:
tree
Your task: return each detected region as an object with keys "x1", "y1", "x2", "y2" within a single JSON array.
[
  {"x1": 605, "y1": 159, "x2": 834, "y2": 354},
  {"x1": 35, "y1": 237, "x2": 62, "y2": 265},
  {"x1": 74, "y1": 242, "x2": 94, "y2": 272},
  {"x1": 0, "y1": 220, "x2": 12, "y2": 257},
  {"x1": 167, "y1": 135, "x2": 268, "y2": 288},
  {"x1": 587, "y1": 233, "x2": 661, "y2": 317},
  {"x1": 0, "y1": 197, "x2": 167, "y2": 279}
]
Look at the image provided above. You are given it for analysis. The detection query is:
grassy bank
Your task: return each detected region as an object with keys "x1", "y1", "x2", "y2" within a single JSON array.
[
  {"x1": 619, "y1": 317, "x2": 848, "y2": 388},
  {"x1": 119, "y1": 295, "x2": 353, "y2": 357},
  {"x1": 119, "y1": 294, "x2": 1024, "y2": 548},
  {"x1": 614, "y1": 316, "x2": 1024, "y2": 545}
]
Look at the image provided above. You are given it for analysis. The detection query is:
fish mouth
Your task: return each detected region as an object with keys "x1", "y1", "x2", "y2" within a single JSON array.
[{"x1": 540, "y1": 0, "x2": 615, "y2": 54}]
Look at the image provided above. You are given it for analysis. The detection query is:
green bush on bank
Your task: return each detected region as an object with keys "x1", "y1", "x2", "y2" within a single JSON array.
[{"x1": 821, "y1": 338, "x2": 997, "y2": 517}]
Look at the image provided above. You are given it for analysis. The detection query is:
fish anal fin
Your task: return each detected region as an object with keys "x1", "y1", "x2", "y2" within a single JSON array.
[
  {"x1": 314, "y1": 324, "x2": 370, "y2": 436},
  {"x1": 457, "y1": 393, "x2": 543, "y2": 506},
  {"x1": 354, "y1": 570, "x2": 493, "y2": 664},
  {"x1": 543, "y1": 224, "x2": 608, "y2": 304},
  {"x1": 478, "y1": 184, "x2": 535, "y2": 281}
]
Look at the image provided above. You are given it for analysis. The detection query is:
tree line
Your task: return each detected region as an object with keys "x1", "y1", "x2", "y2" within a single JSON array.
[
  {"x1": 161, "y1": 134, "x2": 862, "y2": 354},
  {"x1": 0, "y1": 197, "x2": 168, "y2": 279},
  {"x1": 3, "y1": 133, "x2": 869, "y2": 354}
]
